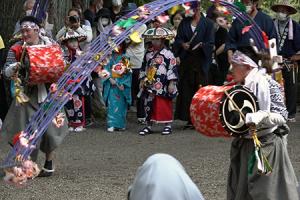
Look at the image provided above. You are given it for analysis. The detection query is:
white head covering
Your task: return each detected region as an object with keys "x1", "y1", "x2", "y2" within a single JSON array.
[
  {"x1": 231, "y1": 50, "x2": 259, "y2": 69},
  {"x1": 128, "y1": 154, "x2": 205, "y2": 200}
]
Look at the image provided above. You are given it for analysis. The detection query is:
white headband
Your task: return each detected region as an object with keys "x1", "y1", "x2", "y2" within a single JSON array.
[
  {"x1": 231, "y1": 50, "x2": 258, "y2": 68},
  {"x1": 21, "y1": 21, "x2": 39, "y2": 30}
]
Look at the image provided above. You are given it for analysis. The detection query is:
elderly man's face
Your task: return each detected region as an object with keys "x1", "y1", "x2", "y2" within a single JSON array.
[
  {"x1": 21, "y1": 28, "x2": 39, "y2": 45},
  {"x1": 231, "y1": 63, "x2": 251, "y2": 83}
]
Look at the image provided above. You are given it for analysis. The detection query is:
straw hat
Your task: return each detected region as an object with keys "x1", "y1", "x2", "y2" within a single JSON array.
[
  {"x1": 271, "y1": 0, "x2": 297, "y2": 15},
  {"x1": 142, "y1": 27, "x2": 174, "y2": 40}
]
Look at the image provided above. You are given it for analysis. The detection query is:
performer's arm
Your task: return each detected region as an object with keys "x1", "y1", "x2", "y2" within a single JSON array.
[
  {"x1": 246, "y1": 110, "x2": 286, "y2": 128},
  {"x1": 76, "y1": 25, "x2": 93, "y2": 43},
  {"x1": 3, "y1": 48, "x2": 19, "y2": 78}
]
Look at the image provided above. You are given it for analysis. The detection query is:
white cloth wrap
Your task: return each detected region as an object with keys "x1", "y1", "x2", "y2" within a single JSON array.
[{"x1": 128, "y1": 153, "x2": 205, "y2": 200}]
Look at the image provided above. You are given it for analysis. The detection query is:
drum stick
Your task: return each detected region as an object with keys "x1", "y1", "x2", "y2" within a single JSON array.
[{"x1": 188, "y1": 31, "x2": 197, "y2": 45}]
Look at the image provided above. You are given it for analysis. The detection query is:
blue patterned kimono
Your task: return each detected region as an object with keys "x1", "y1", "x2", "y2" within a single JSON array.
[{"x1": 102, "y1": 53, "x2": 132, "y2": 129}]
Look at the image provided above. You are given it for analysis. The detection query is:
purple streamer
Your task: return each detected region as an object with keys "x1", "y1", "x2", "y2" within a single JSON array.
[{"x1": 1, "y1": 0, "x2": 269, "y2": 168}]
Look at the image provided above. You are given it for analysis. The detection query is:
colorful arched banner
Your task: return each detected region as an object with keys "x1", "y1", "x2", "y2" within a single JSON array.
[{"x1": 1, "y1": 0, "x2": 267, "y2": 168}]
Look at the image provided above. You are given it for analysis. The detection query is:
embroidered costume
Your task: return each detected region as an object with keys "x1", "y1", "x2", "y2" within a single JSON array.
[
  {"x1": 139, "y1": 27, "x2": 178, "y2": 135},
  {"x1": 102, "y1": 52, "x2": 132, "y2": 132},
  {"x1": 227, "y1": 49, "x2": 299, "y2": 200}
]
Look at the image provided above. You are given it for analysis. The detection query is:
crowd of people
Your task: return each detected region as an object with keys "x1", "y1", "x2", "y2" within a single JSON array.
[{"x1": 0, "y1": 0, "x2": 300, "y2": 199}]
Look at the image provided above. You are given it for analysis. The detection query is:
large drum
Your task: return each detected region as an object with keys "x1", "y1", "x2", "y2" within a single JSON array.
[
  {"x1": 23, "y1": 44, "x2": 65, "y2": 85},
  {"x1": 190, "y1": 85, "x2": 259, "y2": 137}
]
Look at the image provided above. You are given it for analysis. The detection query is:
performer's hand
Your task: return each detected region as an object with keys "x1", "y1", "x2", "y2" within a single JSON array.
[
  {"x1": 291, "y1": 54, "x2": 300, "y2": 62},
  {"x1": 109, "y1": 78, "x2": 117, "y2": 85},
  {"x1": 168, "y1": 81, "x2": 176, "y2": 94},
  {"x1": 5, "y1": 62, "x2": 20, "y2": 78},
  {"x1": 228, "y1": 50, "x2": 233, "y2": 64},
  {"x1": 139, "y1": 81, "x2": 144, "y2": 90},
  {"x1": 176, "y1": 57, "x2": 180, "y2": 65},
  {"x1": 118, "y1": 85, "x2": 124, "y2": 91},
  {"x1": 182, "y1": 42, "x2": 190, "y2": 50}
]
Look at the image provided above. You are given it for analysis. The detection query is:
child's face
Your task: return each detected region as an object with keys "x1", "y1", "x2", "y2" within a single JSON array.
[{"x1": 67, "y1": 39, "x2": 79, "y2": 50}]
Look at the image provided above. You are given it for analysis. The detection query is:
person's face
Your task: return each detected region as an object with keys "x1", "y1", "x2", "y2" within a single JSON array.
[
  {"x1": 243, "y1": 0, "x2": 256, "y2": 14},
  {"x1": 173, "y1": 13, "x2": 183, "y2": 28},
  {"x1": 231, "y1": 64, "x2": 250, "y2": 83},
  {"x1": 68, "y1": 10, "x2": 80, "y2": 24},
  {"x1": 21, "y1": 28, "x2": 39, "y2": 44},
  {"x1": 151, "y1": 39, "x2": 164, "y2": 49}
]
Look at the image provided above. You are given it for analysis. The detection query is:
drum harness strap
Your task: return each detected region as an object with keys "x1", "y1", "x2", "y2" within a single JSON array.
[{"x1": 224, "y1": 90, "x2": 272, "y2": 175}]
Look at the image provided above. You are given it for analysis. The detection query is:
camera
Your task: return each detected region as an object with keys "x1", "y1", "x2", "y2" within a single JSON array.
[{"x1": 68, "y1": 15, "x2": 79, "y2": 24}]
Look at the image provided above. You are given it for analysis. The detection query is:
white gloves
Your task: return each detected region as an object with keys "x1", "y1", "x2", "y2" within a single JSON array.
[
  {"x1": 4, "y1": 62, "x2": 20, "y2": 78},
  {"x1": 246, "y1": 110, "x2": 286, "y2": 127}
]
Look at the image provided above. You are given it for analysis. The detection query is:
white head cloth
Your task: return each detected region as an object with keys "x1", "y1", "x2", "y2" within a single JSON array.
[
  {"x1": 20, "y1": 21, "x2": 39, "y2": 31},
  {"x1": 231, "y1": 50, "x2": 259, "y2": 69},
  {"x1": 128, "y1": 154, "x2": 205, "y2": 200}
]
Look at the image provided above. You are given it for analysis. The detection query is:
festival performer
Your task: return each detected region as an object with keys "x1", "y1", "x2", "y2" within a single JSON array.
[
  {"x1": 60, "y1": 30, "x2": 95, "y2": 132},
  {"x1": 271, "y1": 0, "x2": 300, "y2": 122},
  {"x1": 226, "y1": 0, "x2": 277, "y2": 63},
  {"x1": 227, "y1": 46, "x2": 299, "y2": 200},
  {"x1": 1, "y1": 16, "x2": 68, "y2": 177},
  {"x1": 173, "y1": 1, "x2": 215, "y2": 129},
  {"x1": 101, "y1": 44, "x2": 132, "y2": 132},
  {"x1": 138, "y1": 27, "x2": 178, "y2": 136}
]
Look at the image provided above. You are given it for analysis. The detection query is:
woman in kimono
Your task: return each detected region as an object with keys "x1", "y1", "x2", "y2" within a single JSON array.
[
  {"x1": 138, "y1": 27, "x2": 178, "y2": 136},
  {"x1": 60, "y1": 30, "x2": 95, "y2": 132},
  {"x1": 102, "y1": 44, "x2": 132, "y2": 132},
  {"x1": 227, "y1": 46, "x2": 299, "y2": 200}
]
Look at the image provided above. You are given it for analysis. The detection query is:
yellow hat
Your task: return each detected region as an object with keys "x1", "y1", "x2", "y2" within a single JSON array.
[{"x1": 129, "y1": 31, "x2": 142, "y2": 44}]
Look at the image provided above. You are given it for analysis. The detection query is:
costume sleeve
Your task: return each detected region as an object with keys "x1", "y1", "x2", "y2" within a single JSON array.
[
  {"x1": 172, "y1": 20, "x2": 185, "y2": 57},
  {"x1": 4, "y1": 47, "x2": 18, "y2": 78},
  {"x1": 77, "y1": 25, "x2": 93, "y2": 43},
  {"x1": 293, "y1": 22, "x2": 300, "y2": 52},
  {"x1": 265, "y1": 17, "x2": 277, "y2": 40},
  {"x1": 256, "y1": 78, "x2": 271, "y2": 112},
  {"x1": 245, "y1": 110, "x2": 286, "y2": 127},
  {"x1": 166, "y1": 51, "x2": 178, "y2": 81},
  {"x1": 56, "y1": 26, "x2": 67, "y2": 42}
]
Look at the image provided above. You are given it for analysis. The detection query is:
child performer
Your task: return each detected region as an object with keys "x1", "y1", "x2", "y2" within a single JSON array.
[
  {"x1": 138, "y1": 27, "x2": 178, "y2": 136},
  {"x1": 60, "y1": 30, "x2": 95, "y2": 132},
  {"x1": 101, "y1": 44, "x2": 132, "y2": 132}
]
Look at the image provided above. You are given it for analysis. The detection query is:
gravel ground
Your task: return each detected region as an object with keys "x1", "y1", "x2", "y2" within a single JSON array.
[{"x1": 0, "y1": 112, "x2": 299, "y2": 200}]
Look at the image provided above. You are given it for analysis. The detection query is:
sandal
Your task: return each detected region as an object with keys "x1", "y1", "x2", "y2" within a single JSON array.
[
  {"x1": 139, "y1": 127, "x2": 152, "y2": 136},
  {"x1": 162, "y1": 126, "x2": 172, "y2": 135},
  {"x1": 38, "y1": 167, "x2": 55, "y2": 177}
]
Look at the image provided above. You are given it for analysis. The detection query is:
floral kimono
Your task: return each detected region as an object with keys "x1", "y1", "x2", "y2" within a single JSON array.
[
  {"x1": 64, "y1": 48, "x2": 95, "y2": 129},
  {"x1": 139, "y1": 47, "x2": 178, "y2": 123},
  {"x1": 102, "y1": 53, "x2": 132, "y2": 130}
]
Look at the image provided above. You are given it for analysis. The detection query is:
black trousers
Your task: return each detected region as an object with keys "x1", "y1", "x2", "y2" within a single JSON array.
[
  {"x1": 132, "y1": 69, "x2": 145, "y2": 119},
  {"x1": 282, "y1": 66, "x2": 298, "y2": 118},
  {"x1": 0, "y1": 77, "x2": 8, "y2": 120}
]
